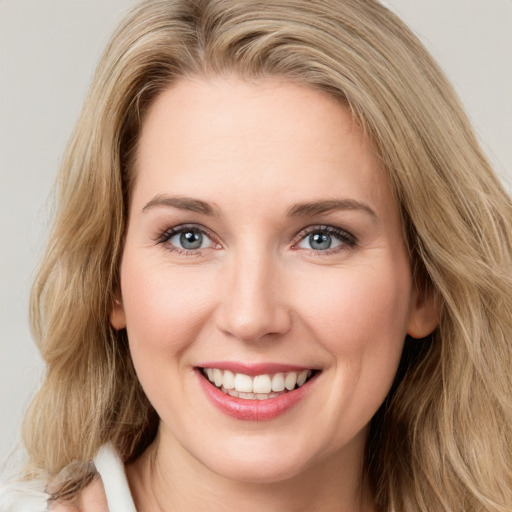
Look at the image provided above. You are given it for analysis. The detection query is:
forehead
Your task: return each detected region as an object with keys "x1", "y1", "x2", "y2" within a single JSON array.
[{"x1": 132, "y1": 77, "x2": 393, "y2": 217}]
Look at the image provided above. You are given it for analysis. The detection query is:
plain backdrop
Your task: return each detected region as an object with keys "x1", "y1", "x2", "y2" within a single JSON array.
[{"x1": 1, "y1": 0, "x2": 511, "y2": 466}]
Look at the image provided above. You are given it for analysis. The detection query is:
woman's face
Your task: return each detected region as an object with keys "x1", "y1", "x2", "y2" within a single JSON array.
[{"x1": 111, "y1": 77, "x2": 436, "y2": 483}]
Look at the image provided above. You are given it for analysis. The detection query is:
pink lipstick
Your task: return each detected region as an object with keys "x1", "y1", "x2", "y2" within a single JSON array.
[{"x1": 195, "y1": 363, "x2": 319, "y2": 421}]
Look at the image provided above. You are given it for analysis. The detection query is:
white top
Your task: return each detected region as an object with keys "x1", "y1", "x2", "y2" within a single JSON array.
[
  {"x1": 93, "y1": 444, "x2": 136, "y2": 512},
  {"x1": 0, "y1": 444, "x2": 136, "y2": 512}
]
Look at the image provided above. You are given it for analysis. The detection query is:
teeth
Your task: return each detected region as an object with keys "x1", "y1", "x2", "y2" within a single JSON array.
[
  {"x1": 202, "y1": 368, "x2": 314, "y2": 397},
  {"x1": 238, "y1": 392, "x2": 255, "y2": 399},
  {"x1": 271, "y1": 373, "x2": 285, "y2": 392},
  {"x1": 223, "y1": 370, "x2": 235, "y2": 390},
  {"x1": 253, "y1": 374, "x2": 272, "y2": 394},
  {"x1": 234, "y1": 373, "x2": 253, "y2": 393},
  {"x1": 214, "y1": 369, "x2": 223, "y2": 387},
  {"x1": 284, "y1": 372, "x2": 297, "y2": 390},
  {"x1": 297, "y1": 370, "x2": 308, "y2": 387}
]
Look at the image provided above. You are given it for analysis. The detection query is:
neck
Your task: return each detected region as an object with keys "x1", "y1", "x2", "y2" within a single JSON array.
[{"x1": 126, "y1": 427, "x2": 375, "y2": 512}]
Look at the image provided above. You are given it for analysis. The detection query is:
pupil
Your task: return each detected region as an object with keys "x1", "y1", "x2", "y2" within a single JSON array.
[
  {"x1": 180, "y1": 230, "x2": 202, "y2": 249},
  {"x1": 310, "y1": 232, "x2": 331, "y2": 250}
]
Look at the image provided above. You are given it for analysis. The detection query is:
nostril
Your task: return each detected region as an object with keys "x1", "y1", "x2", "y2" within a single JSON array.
[
  {"x1": 214, "y1": 267, "x2": 292, "y2": 342},
  {"x1": 216, "y1": 304, "x2": 293, "y2": 343}
]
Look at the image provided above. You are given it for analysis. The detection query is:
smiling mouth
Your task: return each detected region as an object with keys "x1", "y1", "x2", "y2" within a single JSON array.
[{"x1": 200, "y1": 368, "x2": 318, "y2": 400}]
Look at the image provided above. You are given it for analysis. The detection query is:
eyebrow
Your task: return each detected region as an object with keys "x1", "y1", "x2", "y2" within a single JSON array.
[
  {"x1": 141, "y1": 195, "x2": 376, "y2": 219},
  {"x1": 286, "y1": 199, "x2": 377, "y2": 219},
  {"x1": 142, "y1": 195, "x2": 219, "y2": 215}
]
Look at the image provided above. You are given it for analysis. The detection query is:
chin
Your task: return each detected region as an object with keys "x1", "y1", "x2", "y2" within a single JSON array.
[
  {"x1": 209, "y1": 458, "x2": 308, "y2": 485},
  {"x1": 191, "y1": 433, "x2": 322, "y2": 485}
]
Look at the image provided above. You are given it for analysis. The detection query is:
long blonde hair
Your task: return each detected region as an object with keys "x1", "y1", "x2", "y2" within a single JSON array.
[{"x1": 24, "y1": 1, "x2": 512, "y2": 510}]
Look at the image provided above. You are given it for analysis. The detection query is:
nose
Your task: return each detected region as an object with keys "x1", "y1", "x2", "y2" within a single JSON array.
[{"x1": 215, "y1": 247, "x2": 292, "y2": 342}]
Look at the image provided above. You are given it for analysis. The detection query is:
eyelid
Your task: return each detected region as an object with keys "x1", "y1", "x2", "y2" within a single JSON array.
[
  {"x1": 154, "y1": 223, "x2": 356, "y2": 255},
  {"x1": 292, "y1": 224, "x2": 357, "y2": 252},
  {"x1": 155, "y1": 223, "x2": 221, "y2": 252}
]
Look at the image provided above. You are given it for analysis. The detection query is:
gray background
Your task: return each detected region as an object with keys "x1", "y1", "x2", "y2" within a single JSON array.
[{"x1": 1, "y1": 0, "x2": 511, "y2": 466}]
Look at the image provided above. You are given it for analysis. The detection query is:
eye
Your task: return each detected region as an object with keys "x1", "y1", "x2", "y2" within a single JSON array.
[
  {"x1": 170, "y1": 228, "x2": 208, "y2": 250},
  {"x1": 157, "y1": 224, "x2": 218, "y2": 254},
  {"x1": 295, "y1": 226, "x2": 356, "y2": 252}
]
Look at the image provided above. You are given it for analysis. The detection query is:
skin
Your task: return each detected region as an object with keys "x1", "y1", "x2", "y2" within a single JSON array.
[
  {"x1": 50, "y1": 478, "x2": 108, "y2": 512},
  {"x1": 110, "y1": 76, "x2": 437, "y2": 512}
]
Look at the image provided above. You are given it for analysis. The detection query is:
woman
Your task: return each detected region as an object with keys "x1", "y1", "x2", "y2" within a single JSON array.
[{"x1": 1, "y1": 0, "x2": 511, "y2": 510}]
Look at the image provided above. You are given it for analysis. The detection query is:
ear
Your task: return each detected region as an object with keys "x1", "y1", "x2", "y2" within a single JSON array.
[
  {"x1": 406, "y1": 283, "x2": 439, "y2": 339},
  {"x1": 110, "y1": 292, "x2": 127, "y2": 330}
]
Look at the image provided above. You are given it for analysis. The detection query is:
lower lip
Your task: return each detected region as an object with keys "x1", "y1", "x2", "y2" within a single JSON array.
[{"x1": 196, "y1": 370, "x2": 317, "y2": 421}]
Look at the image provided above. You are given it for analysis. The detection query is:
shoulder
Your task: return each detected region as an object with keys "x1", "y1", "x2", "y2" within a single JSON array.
[
  {"x1": 0, "y1": 478, "x2": 49, "y2": 512},
  {"x1": 0, "y1": 444, "x2": 131, "y2": 512},
  {"x1": 50, "y1": 476, "x2": 108, "y2": 512},
  {"x1": 0, "y1": 475, "x2": 108, "y2": 512}
]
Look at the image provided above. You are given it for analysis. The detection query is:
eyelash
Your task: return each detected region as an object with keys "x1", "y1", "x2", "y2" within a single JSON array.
[
  {"x1": 155, "y1": 224, "x2": 219, "y2": 256},
  {"x1": 292, "y1": 225, "x2": 357, "y2": 255},
  {"x1": 154, "y1": 223, "x2": 357, "y2": 255}
]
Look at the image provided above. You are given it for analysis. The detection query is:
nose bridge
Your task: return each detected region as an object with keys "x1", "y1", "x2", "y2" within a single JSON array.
[{"x1": 217, "y1": 240, "x2": 291, "y2": 341}]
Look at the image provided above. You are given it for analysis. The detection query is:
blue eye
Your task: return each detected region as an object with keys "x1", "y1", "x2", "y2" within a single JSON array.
[
  {"x1": 296, "y1": 227, "x2": 354, "y2": 252},
  {"x1": 171, "y1": 229, "x2": 206, "y2": 250},
  {"x1": 307, "y1": 232, "x2": 335, "y2": 250},
  {"x1": 160, "y1": 226, "x2": 216, "y2": 252}
]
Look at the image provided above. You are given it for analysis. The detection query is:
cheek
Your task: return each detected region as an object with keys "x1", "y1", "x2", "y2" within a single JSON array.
[
  {"x1": 119, "y1": 255, "x2": 217, "y2": 361},
  {"x1": 294, "y1": 258, "x2": 412, "y2": 401},
  {"x1": 119, "y1": 255, "x2": 221, "y2": 424},
  {"x1": 291, "y1": 261, "x2": 412, "y2": 438},
  {"x1": 298, "y1": 266, "x2": 411, "y2": 347}
]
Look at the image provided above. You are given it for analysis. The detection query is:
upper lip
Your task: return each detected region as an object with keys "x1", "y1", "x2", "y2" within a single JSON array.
[{"x1": 196, "y1": 361, "x2": 318, "y2": 376}]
